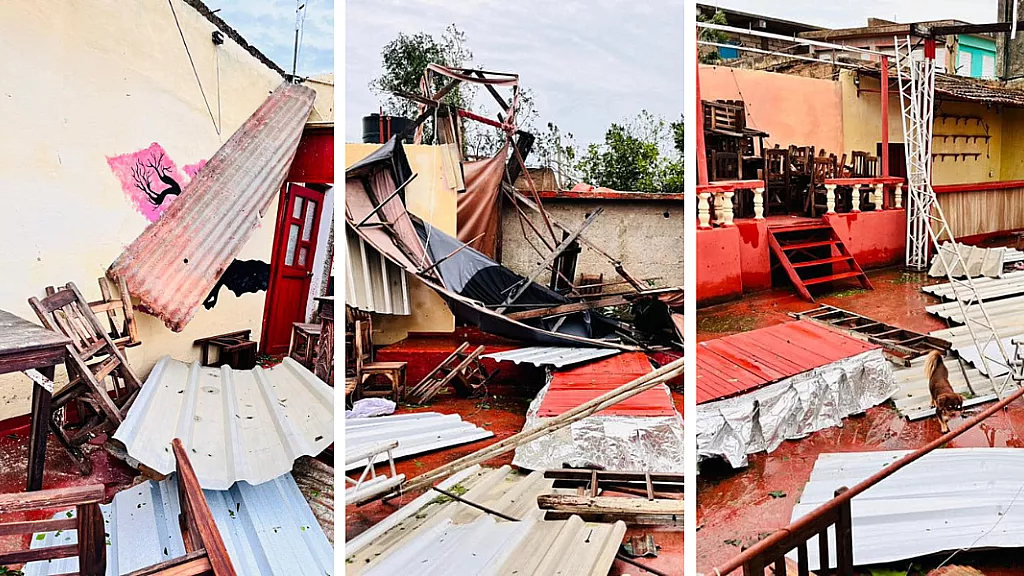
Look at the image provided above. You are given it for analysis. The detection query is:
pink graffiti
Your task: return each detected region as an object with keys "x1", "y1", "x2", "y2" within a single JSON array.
[{"x1": 106, "y1": 143, "x2": 206, "y2": 222}]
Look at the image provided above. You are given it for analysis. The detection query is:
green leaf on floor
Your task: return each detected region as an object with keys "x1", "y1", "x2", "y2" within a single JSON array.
[{"x1": 768, "y1": 490, "x2": 787, "y2": 499}]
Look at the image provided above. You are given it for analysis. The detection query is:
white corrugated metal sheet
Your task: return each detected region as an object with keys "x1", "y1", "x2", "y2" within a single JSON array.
[
  {"x1": 927, "y1": 243, "x2": 1023, "y2": 278},
  {"x1": 345, "y1": 225, "x2": 411, "y2": 315},
  {"x1": 24, "y1": 472, "x2": 333, "y2": 576},
  {"x1": 923, "y1": 270, "x2": 1024, "y2": 302},
  {"x1": 345, "y1": 412, "x2": 492, "y2": 472},
  {"x1": 790, "y1": 448, "x2": 1024, "y2": 570},
  {"x1": 482, "y1": 346, "x2": 619, "y2": 368},
  {"x1": 891, "y1": 355, "x2": 996, "y2": 420},
  {"x1": 114, "y1": 356, "x2": 334, "y2": 490},
  {"x1": 345, "y1": 465, "x2": 626, "y2": 575}
]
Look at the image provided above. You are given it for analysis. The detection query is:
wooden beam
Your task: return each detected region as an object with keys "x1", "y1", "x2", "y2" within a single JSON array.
[
  {"x1": 497, "y1": 208, "x2": 604, "y2": 311},
  {"x1": 536, "y1": 494, "x2": 683, "y2": 518},
  {"x1": 355, "y1": 173, "x2": 418, "y2": 228},
  {"x1": 506, "y1": 294, "x2": 632, "y2": 321}
]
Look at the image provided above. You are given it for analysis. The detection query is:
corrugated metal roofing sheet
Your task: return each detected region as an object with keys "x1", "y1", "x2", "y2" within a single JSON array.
[
  {"x1": 24, "y1": 472, "x2": 333, "y2": 576},
  {"x1": 538, "y1": 352, "x2": 676, "y2": 417},
  {"x1": 344, "y1": 411, "x2": 493, "y2": 471},
  {"x1": 482, "y1": 346, "x2": 619, "y2": 368},
  {"x1": 345, "y1": 225, "x2": 411, "y2": 315},
  {"x1": 790, "y1": 448, "x2": 1024, "y2": 570},
  {"x1": 696, "y1": 320, "x2": 879, "y2": 404},
  {"x1": 345, "y1": 465, "x2": 626, "y2": 576},
  {"x1": 109, "y1": 82, "x2": 316, "y2": 332},
  {"x1": 113, "y1": 355, "x2": 334, "y2": 490}
]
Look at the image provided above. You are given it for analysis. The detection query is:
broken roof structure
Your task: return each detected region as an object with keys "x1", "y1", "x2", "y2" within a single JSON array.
[{"x1": 109, "y1": 81, "x2": 316, "y2": 332}]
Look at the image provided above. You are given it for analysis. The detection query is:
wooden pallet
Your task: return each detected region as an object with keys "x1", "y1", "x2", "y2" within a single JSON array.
[
  {"x1": 405, "y1": 342, "x2": 495, "y2": 404},
  {"x1": 792, "y1": 304, "x2": 951, "y2": 363},
  {"x1": 767, "y1": 220, "x2": 872, "y2": 302}
]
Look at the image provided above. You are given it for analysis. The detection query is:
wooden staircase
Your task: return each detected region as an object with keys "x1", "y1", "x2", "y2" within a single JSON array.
[{"x1": 767, "y1": 220, "x2": 873, "y2": 301}]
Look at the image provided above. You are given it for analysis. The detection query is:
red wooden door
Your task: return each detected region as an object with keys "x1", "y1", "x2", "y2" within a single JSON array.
[{"x1": 261, "y1": 183, "x2": 325, "y2": 355}]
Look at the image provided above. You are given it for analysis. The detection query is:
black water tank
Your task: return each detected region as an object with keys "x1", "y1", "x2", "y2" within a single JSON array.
[{"x1": 362, "y1": 113, "x2": 415, "y2": 144}]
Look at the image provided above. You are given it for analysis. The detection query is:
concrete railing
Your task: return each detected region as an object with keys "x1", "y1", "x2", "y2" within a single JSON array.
[
  {"x1": 822, "y1": 177, "x2": 905, "y2": 213},
  {"x1": 696, "y1": 180, "x2": 765, "y2": 228}
]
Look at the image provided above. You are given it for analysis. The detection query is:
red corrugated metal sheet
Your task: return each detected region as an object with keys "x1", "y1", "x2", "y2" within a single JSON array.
[
  {"x1": 696, "y1": 320, "x2": 879, "y2": 404},
  {"x1": 109, "y1": 82, "x2": 316, "y2": 332},
  {"x1": 538, "y1": 352, "x2": 677, "y2": 417}
]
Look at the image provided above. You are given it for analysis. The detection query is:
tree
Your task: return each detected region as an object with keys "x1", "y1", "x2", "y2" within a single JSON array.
[
  {"x1": 369, "y1": 24, "x2": 473, "y2": 143},
  {"x1": 571, "y1": 111, "x2": 683, "y2": 194},
  {"x1": 698, "y1": 9, "x2": 730, "y2": 64}
]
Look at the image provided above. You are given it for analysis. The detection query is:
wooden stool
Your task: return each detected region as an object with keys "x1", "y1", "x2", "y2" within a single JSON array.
[
  {"x1": 361, "y1": 361, "x2": 407, "y2": 402},
  {"x1": 290, "y1": 322, "x2": 322, "y2": 370},
  {"x1": 193, "y1": 330, "x2": 257, "y2": 370}
]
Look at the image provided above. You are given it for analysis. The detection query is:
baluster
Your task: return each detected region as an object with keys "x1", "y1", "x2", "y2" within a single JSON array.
[
  {"x1": 773, "y1": 557, "x2": 787, "y2": 576},
  {"x1": 722, "y1": 191, "x2": 735, "y2": 227},
  {"x1": 818, "y1": 527, "x2": 830, "y2": 574},
  {"x1": 713, "y1": 191, "x2": 725, "y2": 226},
  {"x1": 798, "y1": 542, "x2": 810, "y2": 576},
  {"x1": 825, "y1": 184, "x2": 837, "y2": 214},
  {"x1": 835, "y1": 487, "x2": 854, "y2": 576},
  {"x1": 698, "y1": 192, "x2": 712, "y2": 229},
  {"x1": 894, "y1": 184, "x2": 903, "y2": 208},
  {"x1": 850, "y1": 184, "x2": 862, "y2": 212},
  {"x1": 874, "y1": 183, "x2": 884, "y2": 210},
  {"x1": 753, "y1": 187, "x2": 765, "y2": 219}
]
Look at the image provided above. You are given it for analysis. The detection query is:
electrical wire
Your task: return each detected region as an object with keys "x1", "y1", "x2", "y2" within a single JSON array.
[
  {"x1": 933, "y1": 475, "x2": 1024, "y2": 571},
  {"x1": 167, "y1": 0, "x2": 220, "y2": 135}
]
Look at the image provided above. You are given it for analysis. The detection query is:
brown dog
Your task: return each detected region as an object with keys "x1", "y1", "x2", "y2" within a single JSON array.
[{"x1": 925, "y1": 350, "x2": 964, "y2": 433}]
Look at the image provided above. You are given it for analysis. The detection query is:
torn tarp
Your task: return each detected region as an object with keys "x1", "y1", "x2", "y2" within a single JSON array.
[
  {"x1": 458, "y1": 143, "x2": 509, "y2": 258},
  {"x1": 108, "y1": 82, "x2": 316, "y2": 331}
]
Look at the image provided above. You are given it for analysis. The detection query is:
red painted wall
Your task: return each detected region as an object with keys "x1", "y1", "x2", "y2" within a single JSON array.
[
  {"x1": 696, "y1": 227, "x2": 744, "y2": 304},
  {"x1": 697, "y1": 211, "x2": 906, "y2": 306},
  {"x1": 825, "y1": 210, "x2": 906, "y2": 269}
]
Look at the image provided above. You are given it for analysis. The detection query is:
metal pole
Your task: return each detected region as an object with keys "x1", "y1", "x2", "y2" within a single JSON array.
[
  {"x1": 696, "y1": 47, "x2": 709, "y2": 186},
  {"x1": 881, "y1": 56, "x2": 890, "y2": 178}
]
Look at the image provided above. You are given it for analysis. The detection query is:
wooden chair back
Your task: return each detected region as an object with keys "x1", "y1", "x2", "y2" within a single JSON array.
[
  {"x1": 851, "y1": 151, "x2": 869, "y2": 177},
  {"x1": 710, "y1": 150, "x2": 741, "y2": 180},
  {"x1": 764, "y1": 148, "x2": 791, "y2": 184},
  {"x1": 703, "y1": 100, "x2": 746, "y2": 132},
  {"x1": 0, "y1": 484, "x2": 106, "y2": 575},
  {"x1": 44, "y1": 276, "x2": 140, "y2": 351},
  {"x1": 29, "y1": 282, "x2": 142, "y2": 436},
  {"x1": 811, "y1": 156, "x2": 837, "y2": 185}
]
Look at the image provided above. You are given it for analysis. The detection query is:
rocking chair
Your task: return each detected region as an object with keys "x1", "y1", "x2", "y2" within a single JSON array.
[{"x1": 28, "y1": 282, "x2": 143, "y2": 475}]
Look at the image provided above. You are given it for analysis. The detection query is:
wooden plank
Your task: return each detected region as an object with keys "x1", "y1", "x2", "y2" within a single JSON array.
[
  {"x1": 767, "y1": 230, "x2": 814, "y2": 301},
  {"x1": 78, "y1": 502, "x2": 106, "y2": 576},
  {"x1": 536, "y1": 494, "x2": 684, "y2": 516},
  {"x1": 0, "y1": 309, "x2": 71, "y2": 358},
  {"x1": 0, "y1": 516, "x2": 77, "y2": 537},
  {"x1": 0, "y1": 544, "x2": 79, "y2": 565},
  {"x1": 505, "y1": 293, "x2": 632, "y2": 321},
  {"x1": 543, "y1": 469, "x2": 684, "y2": 483},
  {"x1": 172, "y1": 439, "x2": 237, "y2": 576},
  {"x1": 0, "y1": 484, "x2": 103, "y2": 513}
]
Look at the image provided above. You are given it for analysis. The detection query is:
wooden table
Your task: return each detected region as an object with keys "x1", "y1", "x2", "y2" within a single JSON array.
[{"x1": 0, "y1": 309, "x2": 72, "y2": 491}]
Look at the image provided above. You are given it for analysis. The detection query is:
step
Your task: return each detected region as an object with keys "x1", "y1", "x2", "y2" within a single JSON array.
[
  {"x1": 780, "y1": 239, "x2": 836, "y2": 251},
  {"x1": 769, "y1": 224, "x2": 832, "y2": 234},
  {"x1": 791, "y1": 255, "x2": 855, "y2": 269},
  {"x1": 801, "y1": 270, "x2": 866, "y2": 286}
]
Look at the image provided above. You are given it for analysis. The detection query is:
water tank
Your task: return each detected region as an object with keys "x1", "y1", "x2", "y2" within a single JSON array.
[{"x1": 362, "y1": 114, "x2": 414, "y2": 144}]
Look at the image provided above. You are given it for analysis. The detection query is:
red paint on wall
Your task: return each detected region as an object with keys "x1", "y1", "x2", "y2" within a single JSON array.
[
  {"x1": 736, "y1": 220, "x2": 772, "y2": 292},
  {"x1": 697, "y1": 227, "x2": 745, "y2": 304},
  {"x1": 825, "y1": 209, "x2": 905, "y2": 269}
]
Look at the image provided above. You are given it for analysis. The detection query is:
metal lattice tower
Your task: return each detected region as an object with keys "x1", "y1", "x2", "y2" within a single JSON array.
[{"x1": 894, "y1": 36, "x2": 1016, "y2": 393}]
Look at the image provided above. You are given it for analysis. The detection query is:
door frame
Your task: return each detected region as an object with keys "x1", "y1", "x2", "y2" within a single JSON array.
[{"x1": 259, "y1": 182, "x2": 326, "y2": 354}]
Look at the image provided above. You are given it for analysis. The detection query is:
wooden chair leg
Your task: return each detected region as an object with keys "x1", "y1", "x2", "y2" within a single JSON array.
[{"x1": 48, "y1": 417, "x2": 92, "y2": 476}]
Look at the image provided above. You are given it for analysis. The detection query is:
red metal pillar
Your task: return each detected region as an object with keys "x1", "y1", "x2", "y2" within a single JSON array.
[
  {"x1": 696, "y1": 49, "x2": 709, "y2": 186},
  {"x1": 880, "y1": 56, "x2": 889, "y2": 178}
]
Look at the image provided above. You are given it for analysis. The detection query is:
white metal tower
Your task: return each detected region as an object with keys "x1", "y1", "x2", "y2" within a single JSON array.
[{"x1": 894, "y1": 36, "x2": 1015, "y2": 393}]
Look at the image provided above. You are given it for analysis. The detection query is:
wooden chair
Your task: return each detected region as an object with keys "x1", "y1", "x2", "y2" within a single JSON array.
[
  {"x1": 289, "y1": 322, "x2": 322, "y2": 370},
  {"x1": 0, "y1": 484, "x2": 106, "y2": 575},
  {"x1": 807, "y1": 156, "x2": 838, "y2": 216},
  {"x1": 193, "y1": 330, "x2": 258, "y2": 370},
  {"x1": 764, "y1": 148, "x2": 791, "y2": 215},
  {"x1": 47, "y1": 276, "x2": 140, "y2": 351},
  {"x1": 710, "y1": 150, "x2": 740, "y2": 180},
  {"x1": 313, "y1": 296, "x2": 334, "y2": 386},
  {"x1": 29, "y1": 282, "x2": 143, "y2": 474}
]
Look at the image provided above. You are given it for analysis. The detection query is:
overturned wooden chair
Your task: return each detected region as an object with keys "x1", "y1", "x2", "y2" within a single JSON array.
[
  {"x1": 29, "y1": 282, "x2": 143, "y2": 475},
  {"x1": 406, "y1": 342, "x2": 494, "y2": 404},
  {"x1": 47, "y1": 276, "x2": 141, "y2": 351}
]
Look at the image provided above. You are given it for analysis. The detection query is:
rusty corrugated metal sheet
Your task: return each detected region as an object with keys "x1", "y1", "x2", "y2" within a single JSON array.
[
  {"x1": 109, "y1": 82, "x2": 316, "y2": 331},
  {"x1": 697, "y1": 320, "x2": 879, "y2": 404}
]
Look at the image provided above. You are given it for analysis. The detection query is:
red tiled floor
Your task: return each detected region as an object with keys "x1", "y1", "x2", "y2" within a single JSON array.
[{"x1": 697, "y1": 265, "x2": 1024, "y2": 575}]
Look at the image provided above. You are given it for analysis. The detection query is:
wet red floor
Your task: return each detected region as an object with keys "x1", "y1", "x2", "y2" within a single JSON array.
[
  {"x1": 697, "y1": 266, "x2": 1024, "y2": 575},
  {"x1": 346, "y1": 330, "x2": 684, "y2": 575}
]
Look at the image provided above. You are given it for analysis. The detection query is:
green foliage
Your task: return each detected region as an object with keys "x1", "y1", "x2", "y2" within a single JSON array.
[
  {"x1": 572, "y1": 110, "x2": 684, "y2": 194},
  {"x1": 0, "y1": 568, "x2": 25, "y2": 576},
  {"x1": 370, "y1": 24, "x2": 473, "y2": 143},
  {"x1": 698, "y1": 9, "x2": 729, "y2": 64}
]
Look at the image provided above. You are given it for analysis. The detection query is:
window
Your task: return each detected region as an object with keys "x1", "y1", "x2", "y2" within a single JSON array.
[
  {"x1": 982, "y1": 54, "x2": 996, "y2": 79},
  {"x1": 958, "y1": 49, "x2": 973, "y2": 77}
]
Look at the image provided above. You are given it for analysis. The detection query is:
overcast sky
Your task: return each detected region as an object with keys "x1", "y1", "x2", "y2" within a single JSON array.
[
  {"x1": 701, "y1": 0, "x2": 998, "y2": 29},
  {"x1": 203, "y1": 0, "x2": 333, "y2": 77},
  {"x1": 345, "y1": 0, "x2": 685, "y2": 148}
]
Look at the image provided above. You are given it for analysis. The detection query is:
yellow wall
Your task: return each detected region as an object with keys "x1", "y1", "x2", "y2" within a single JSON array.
[
  {"x1": 345, "y1": 143, "x2": 459, "y2": 344},
  {"x1": 0, "y1": 1, "x2": 294, "y2": 419},
  {"x1": 841, "y1": 70, "x2": 1006, "y2": 186}
]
